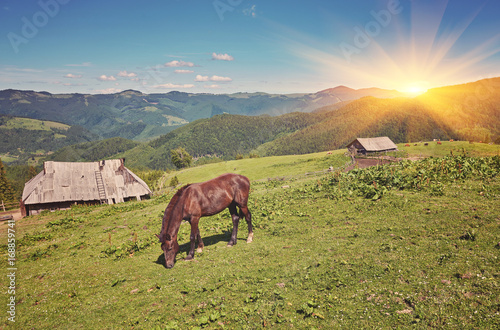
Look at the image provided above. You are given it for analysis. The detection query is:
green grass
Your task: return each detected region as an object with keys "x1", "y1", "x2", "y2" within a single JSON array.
[
  {"x1": 398, "y1": 141, "x2": 500, "y2": 158},
  {"x1": 1, "y1": 147, "x2": 499, "y2": 329},
  {"x1": 0, "y1": 154, "x2": 18, "y2": 163},
  {"x1": 161, "y1": 149, "x2": 350, "y2": 189},
  {"x1": 3, "y1": 117, "x2": 70, "y2": 131}
]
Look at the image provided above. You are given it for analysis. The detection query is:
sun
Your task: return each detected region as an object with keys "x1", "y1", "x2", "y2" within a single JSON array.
[{"x1": 401, "y1": 84, "x2": 428, "y2": 96}]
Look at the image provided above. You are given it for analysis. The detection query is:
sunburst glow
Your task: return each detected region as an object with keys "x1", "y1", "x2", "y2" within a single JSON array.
[
  {"x1": 286, "y1": 1, "x2": 500, "y2": 93},
  {"x1": 402, "y1": 84, "x2": 428, "y2": 96}
]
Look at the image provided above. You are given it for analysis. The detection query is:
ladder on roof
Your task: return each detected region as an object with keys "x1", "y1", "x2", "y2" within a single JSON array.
[{"x1": 95, "y1": 171, "x2": 108, "y2": 204}]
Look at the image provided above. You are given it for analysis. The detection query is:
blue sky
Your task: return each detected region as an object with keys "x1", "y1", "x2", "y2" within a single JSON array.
[{"x1": 1, "y1": 0, "x2": 499, "y2": 94}]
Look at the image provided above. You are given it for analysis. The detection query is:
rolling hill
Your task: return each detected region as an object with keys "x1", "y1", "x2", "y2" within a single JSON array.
[
  {"x1": 0, "y1": 115, "x2": 98, "y2": 164},
  {"x1": 116, "y1": 112, "x2": 330, "y2": 170}
]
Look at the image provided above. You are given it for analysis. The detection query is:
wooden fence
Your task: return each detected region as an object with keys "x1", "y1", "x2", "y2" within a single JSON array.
[{"x1": 1, "y1": 200, "x2": 18, "y2": 212}]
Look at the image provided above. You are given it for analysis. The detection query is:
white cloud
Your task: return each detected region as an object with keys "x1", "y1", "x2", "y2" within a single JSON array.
[
  {"x1": 175, "y1": 69, "x2": 194, "y2": 74},
  {"x1": 152, "y1": 83, "x2": 195, "y2": 89},
  {"x1": 210, "y1": 75, "x2": 232, "y2": 82},
  {"x1": 64, "y1": 73, "x2": 82, "y2": 79},
  {"x1": 212, "y1": 53, "x2": 234, "y2": 61},
  {"x1": 117, "y1": 70, "x2": 137, "y2": 78},
  {"x1": 204, "y1": 84, "x2": 220, "y2": 89},
  {"x1": 65, "y1": 62, "x2": 92, "y2": 67},
  {"x1": 195, "y1": 75, "x2": 209, "y2": 82},
  {"x1": 4, "y1": 67, "x2": 42, "y2": 73},
  {"x1": 97, "y1": 75, "x2": 117, "y2": 81},
  {"x1": 195, "y1": 75, "x2": 232, "y2": 82},
  {"x1": 164, "y1": 60, "x2": 195, "y2": 67},
  {"x1": 243, "y1": 5, "x2": 257, "y2": 18}
]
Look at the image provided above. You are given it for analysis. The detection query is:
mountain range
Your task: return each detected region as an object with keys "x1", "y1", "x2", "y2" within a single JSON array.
[
  {"x1": 1, "y1": 78, "x2": 499, "y2": 169},
  {"x1": 0, "y1": 86, "x2": 402, "y2": 141}
]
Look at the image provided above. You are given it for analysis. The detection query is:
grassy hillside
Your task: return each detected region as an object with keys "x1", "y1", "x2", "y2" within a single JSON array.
[
  {"x1": 158, "y1": 149, "x2": 351, "y2": 190},
  {"x1": 402, "y1": 140, "x2": 500, "y2": 158},
  {"x1": 0, "y1": 115, "x2": 98, "y2": 164},
  {"x1": 417, "y1": 78, "x2": 500, "y2": 141},
  {"x1": 2, "y1": 148, "x2": 498, "y2": 329},
  {"x1": 254, "y1": 97, "x2": 451, "y2": 156}
]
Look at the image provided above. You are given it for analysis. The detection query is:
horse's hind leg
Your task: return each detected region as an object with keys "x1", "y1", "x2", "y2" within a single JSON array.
[
  {"x1": 228, "y1": 203, "x2": 240, "y2": 247},
  {"x1": 240, "y1": 206, "x2": 253, "y2": 243},
  {"x1": 196, "y1": 228, "x2": 204, "y2": 253}
]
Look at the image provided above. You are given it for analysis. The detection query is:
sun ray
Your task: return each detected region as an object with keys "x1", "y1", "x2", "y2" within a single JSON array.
[
  {"x1": 409, "y1": 0, "x2": 449, "y2": 75},
  {"x1": 291, "y1": 1, "x2": 499, "y2": 93}
]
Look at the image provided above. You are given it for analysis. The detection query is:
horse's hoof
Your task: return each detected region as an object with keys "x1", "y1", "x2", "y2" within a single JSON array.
[
  {"x1": 185, "y1": 255, "x2": 194, "y2": 261},
  {"x1": 196, "y1": 248, "x2": 203, "y2": 253},
  {"x1": 227, "y1": 243, "x2": 234, "y2": 248},
  {"x1": 247, "y1": 233, "x2": 254, "y2": 243}
]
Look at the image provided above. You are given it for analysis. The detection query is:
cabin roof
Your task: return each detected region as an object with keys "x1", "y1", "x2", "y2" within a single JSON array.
[
  {"x1": 22, "y1": 159, "x2": 151, "y2": 205},
  {"x1": 347, "y1": 137, "x2": 398, "y2": 152}
]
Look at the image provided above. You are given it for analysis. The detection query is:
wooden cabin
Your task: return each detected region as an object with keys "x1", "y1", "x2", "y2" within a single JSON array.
[
  {"x1": 347, "y1": 137, "x2": 398, "y2": 155},
  {"x1": 21, "y1": 159, "x2": 151, "y2": 216}
]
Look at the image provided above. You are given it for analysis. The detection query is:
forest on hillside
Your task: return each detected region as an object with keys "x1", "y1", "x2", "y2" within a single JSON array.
[{"x1": 121, "y1": 112, "x2": 330, "y2": 169}]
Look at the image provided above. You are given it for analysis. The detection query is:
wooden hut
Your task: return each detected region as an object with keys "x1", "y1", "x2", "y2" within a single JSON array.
[
  {"x1": 347, "y1": 137, "x2": 398, "y2": 155},
  {"x1": 21, "y1": 159, "x2": 151, "y2": 216}
]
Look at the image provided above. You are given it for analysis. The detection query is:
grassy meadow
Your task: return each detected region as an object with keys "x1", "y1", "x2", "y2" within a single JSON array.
[
  {"x1": 1, "y1": 143, "x2": 499, "y2": 329},
  {"x1": 400, "y1": 140, "x2": 500, "y2": 158}
]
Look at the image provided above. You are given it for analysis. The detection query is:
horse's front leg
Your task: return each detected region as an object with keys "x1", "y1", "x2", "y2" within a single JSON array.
[{"x1": 186, "y1": 216, "x2": 200, "y2": 261}]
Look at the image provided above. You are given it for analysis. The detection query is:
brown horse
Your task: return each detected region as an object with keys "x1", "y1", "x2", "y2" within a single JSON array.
[{"x1": 157, "y1": 173, "x2": 253, "y2": 268}]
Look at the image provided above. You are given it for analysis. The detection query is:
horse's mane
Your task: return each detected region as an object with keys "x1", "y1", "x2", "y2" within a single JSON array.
[{"x1": 158, "y1": 184, "x2": 191, "y2": 242}]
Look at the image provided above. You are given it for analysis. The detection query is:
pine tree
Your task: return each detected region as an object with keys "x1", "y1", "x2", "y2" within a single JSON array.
[
  {"x1": 0, "y1": 158, "x2": 15, "y2": 203},
  {"x1": 27, "y1": 165, "x2": 38, "y2": 181}
]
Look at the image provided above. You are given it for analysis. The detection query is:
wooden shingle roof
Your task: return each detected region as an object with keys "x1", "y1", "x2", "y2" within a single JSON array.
[
  {"x1": 347, "y1": 137, "x2": 398, "y2": 152},
  {"x1": 22, "y1": 159, "x2": 151, "y2": 205}
]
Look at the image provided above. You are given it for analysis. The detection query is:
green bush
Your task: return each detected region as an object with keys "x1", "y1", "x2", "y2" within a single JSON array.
[{"x1": 321, "y1": 155, "x2": 500, "y2": 200}]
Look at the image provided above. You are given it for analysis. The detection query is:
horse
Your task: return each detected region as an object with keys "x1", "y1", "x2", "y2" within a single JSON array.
[{"x1": 157, "y1": 173, "x2": 253, "y2": 268}]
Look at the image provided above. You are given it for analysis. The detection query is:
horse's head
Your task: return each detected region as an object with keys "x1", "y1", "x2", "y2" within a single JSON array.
[{"x1": 157, "y1": 233, "x2": 179, "y2": 269}]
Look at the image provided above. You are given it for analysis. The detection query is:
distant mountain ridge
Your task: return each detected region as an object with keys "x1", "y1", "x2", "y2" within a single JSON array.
[
  {"x1": 0, "y1": 86, "x2": 403, "y2": 141},
  {"x1": 2, "y1": 78, "x2": 498, "y2": 169},
  {"x1": 316, "y1": 86, "x2": 401, "y2": 101}
]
